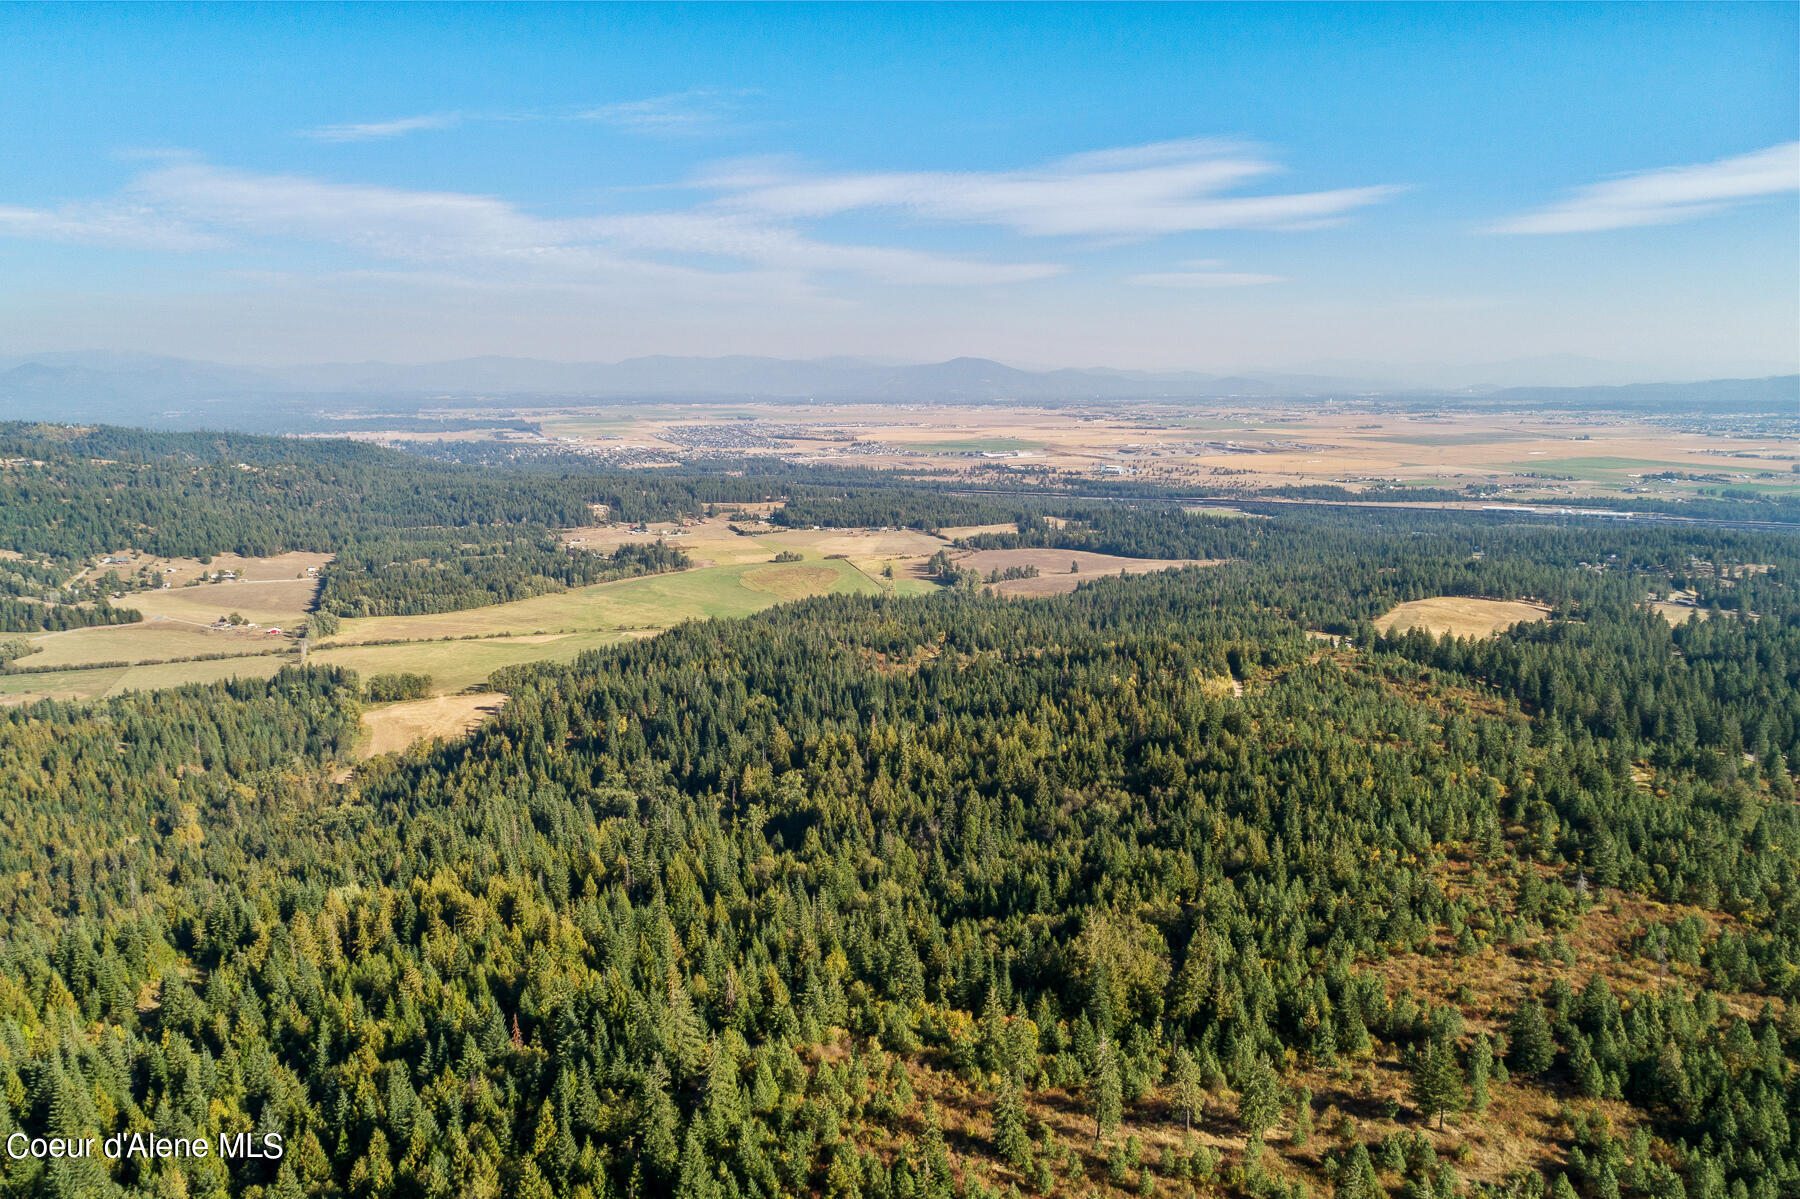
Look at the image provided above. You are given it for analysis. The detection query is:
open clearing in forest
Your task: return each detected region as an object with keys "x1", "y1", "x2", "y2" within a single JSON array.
[
  {"x1": 1654, "y1": 601, "x2": 1712, "y2": 626},
  {"x1": 359, "y1": 693, "x2": 508, "y2": 759},
  {"x1": 1375, "y1": 596, "x2": 1550, "y2": 638},
  {"x1": 955, "y1": 547, "x2": 1218, "y2": 596}
]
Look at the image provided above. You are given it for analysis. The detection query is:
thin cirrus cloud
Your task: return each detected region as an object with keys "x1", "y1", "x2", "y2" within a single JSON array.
[
  {"x1": 297, "y1": 91, "x2": 745, "y2": 142},
  {"x1": 704, "y1": 139, "x2": 1402, "y2": 238},
  {"x1": 1490, "y1": 142, "x2": 1800, "y2": 234},
  {"x1": 1129, "y1": 260, "x2": 1287, "y2": 288},
  {"x1": 299, "y1": 114, "x2": 462, "y2": 143},
  {"x1": 0, "y1": 199, "x2": 226, "y2": 251},
  {"x1": 0, "y1": 138, "x2": 1390, "y2": 296},
  {"x1": 0, "y1": 159, "x2": 1059, "y2": 292},
  {"x1": 577, "y1": 89, "x2": 747, "y2": 136}
]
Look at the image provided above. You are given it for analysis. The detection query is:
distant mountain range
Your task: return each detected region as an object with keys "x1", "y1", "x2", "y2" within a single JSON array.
[{"x1": 0, "y1": 351, "x2": 1792, "y2": 429}]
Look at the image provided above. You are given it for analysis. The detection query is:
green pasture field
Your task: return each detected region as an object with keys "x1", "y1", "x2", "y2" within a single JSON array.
[
  {"x1": 328, "y1": 557, "x2": 878, "y2": 645},
  {"x1": 311, "y1": 631, "x2": 629, "y2": 695}
]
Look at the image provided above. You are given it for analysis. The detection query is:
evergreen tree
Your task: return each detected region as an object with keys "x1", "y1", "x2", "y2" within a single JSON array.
[
  {"x1": 1237, "y1": 1055, "x2": 1283, "y2": 1145},
  {"x1": 641, "y1": 1056, "x2": 682, "y2": 1179},
  {"x1": 1172, "y1": 1045, "x2": 1206, "y2": 1133},
  {"x1": 1507, "y1": 997, "x2": 1556, "y2": 1077},
  {"x1": 1409, "y1": 1037, "x2": 1466, "y2": 1130},
  {"x1": 993, "y1": 1073, "x2": 1031, "y2": 1169},
  {"x1": 1468, "y1": 1033, "x2": 1493, "y2": 1114},
  {"x1": 1092, "y1": 1036, "x2": 1123, "y2": 1147}
]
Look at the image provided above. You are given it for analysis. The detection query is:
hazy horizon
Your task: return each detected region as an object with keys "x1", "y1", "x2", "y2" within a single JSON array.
[{"x1": 5, "y1": 346, "x2": 1797, "y2": 397}]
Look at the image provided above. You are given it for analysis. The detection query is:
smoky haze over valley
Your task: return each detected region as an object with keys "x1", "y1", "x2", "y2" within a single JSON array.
[{"x1": 2, "y1": 351, "x2": 1796, "y2": 431}]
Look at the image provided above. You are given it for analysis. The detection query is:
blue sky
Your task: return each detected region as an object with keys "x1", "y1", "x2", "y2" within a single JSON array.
[{"x1": 1, "y1": 2, "x2": 1794, "y2": 382}]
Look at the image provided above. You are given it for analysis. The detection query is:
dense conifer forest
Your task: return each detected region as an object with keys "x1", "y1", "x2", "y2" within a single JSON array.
[{"x1": 0, "y1": 441, "x2": 1794, "y2": 1199}]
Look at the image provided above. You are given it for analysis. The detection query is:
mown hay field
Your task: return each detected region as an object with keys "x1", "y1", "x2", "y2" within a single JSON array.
[
  {"x1": 359, "y1": 693, "x2": 508, "y2": 759},
  {"x1": 1375, "y1": 596, "x2": 1550, "y2": 638}
]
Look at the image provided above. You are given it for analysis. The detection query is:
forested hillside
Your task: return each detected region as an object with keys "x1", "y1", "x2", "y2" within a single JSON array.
[
  {"x1": 0, "y1": 426, "x2": 1015, "y2": 628},
  {"x1": 0, "y1": 426, "x2": 738, "y2": 627},
  {"x1": 0, "y1": 502, "x2": 1794, "y2": 1199}
]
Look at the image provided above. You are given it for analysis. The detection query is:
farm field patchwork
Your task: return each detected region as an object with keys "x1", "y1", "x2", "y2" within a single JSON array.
[{"x1": 0, "y1": 544, "x2": 882, "y2": 709}]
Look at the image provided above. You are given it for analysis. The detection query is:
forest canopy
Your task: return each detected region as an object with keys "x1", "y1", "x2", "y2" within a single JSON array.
[{"x1": 0, "y1": 426, "x2": 1796, "y2": 1199}]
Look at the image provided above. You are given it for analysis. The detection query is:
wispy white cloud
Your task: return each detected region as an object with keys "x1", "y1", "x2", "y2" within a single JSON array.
[
  {"x1": 297, "y1": 92, "x2": 747, "y2": 143},
  {"x1": 1129, "y1": 260, "x2": 1286, "y2": 288},
  {"x1": 93, "y1": 161, "x2": 1056, "y2": 291},
  {"x1": 577, "y1": 89, "x2": 746, "y2": 136},
  {"x1": 1490, "y1": 142, "x2": 1800, "y2": 234},
  {"x1": 299, "y1": 114, "x2": 462, "y2": 143},
  {"x1": 704, "y1": 139, "x2": 1400, "y2": 238},
  {"x1": 0, "y1": 139, "x2": 1383, "y2": 300},
  {"x1": 0, "y1": 200, "x2": 223, "y2": 251}
]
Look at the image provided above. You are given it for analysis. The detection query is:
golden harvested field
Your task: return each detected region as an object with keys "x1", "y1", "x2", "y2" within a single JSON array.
[
  {"x1": 528, "y1": 401, "x2": 1798, "y2": 500},
  {"x1": 359, "y1": 693, "x2": 508, "y2": 759},
  {"x1": 955, "y1": 547, "x2": 1219, "y2": 596},
  {"x1": 758, "y1": 527, "x2": 948, "y2": 558},
  {"x1": 1375, "y1": 596, "x2": 1551, "y2": 638}
]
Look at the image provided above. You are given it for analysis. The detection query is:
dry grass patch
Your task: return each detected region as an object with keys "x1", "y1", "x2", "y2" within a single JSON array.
[
  {"x1": 739, "y1": 562, "x2": 844, "y2": 600},
  {"x1": 1653, "y1": 602, "x2": 1711, "y2": 627},
  {"x1": 123, "y1": 577, "x2": 321, "y2": 627},
  {"x1": 360, "y1": 693, "x2": 508, "y2": 759},
  {"x1": 955, "y1": 548, "x2": 1219, "y2": 597},
  {"x1": 24, "y1": 620, "x2": 289, "y2": 669},
  {"x1": 1375, "y1": 597, "x2": 1549, "y2": 639},
  {"x1": 560, "y1": 516, "x2": 774, "y2": 567},
  {"x1": 938, "y1": 523, "x2": 1019, "y2": 540},
  {"x1": 760, "y1": 527, "x2": 950, "y2": 558}
]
